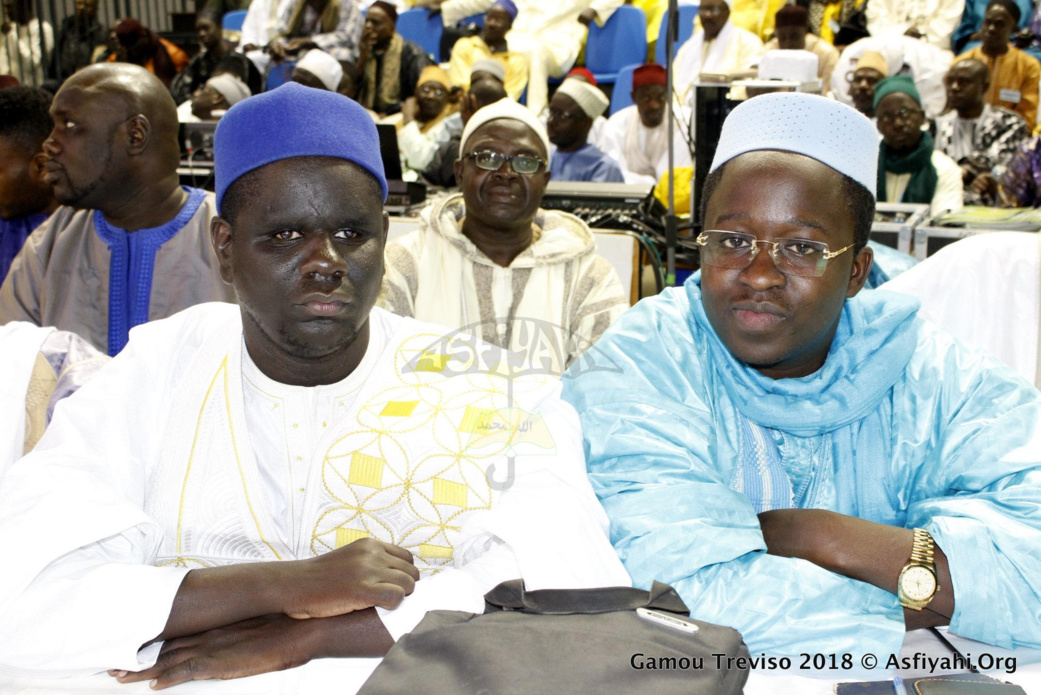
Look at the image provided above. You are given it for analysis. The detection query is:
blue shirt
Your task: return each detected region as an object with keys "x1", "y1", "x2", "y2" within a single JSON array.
[
  {"x1": 550, "y1": 142, "x2": 625, "y2": 183},
  {"x1": 0, "y1": 212, "x2": 50, "y2": 283},
  {"x1": 562, "y1": 276, "x2": 1041, "y2": 658}
]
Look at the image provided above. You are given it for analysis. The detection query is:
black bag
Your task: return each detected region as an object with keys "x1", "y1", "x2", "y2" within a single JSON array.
[{"x1": 359, "y1": 579, "x2": 750, "y2": 694}]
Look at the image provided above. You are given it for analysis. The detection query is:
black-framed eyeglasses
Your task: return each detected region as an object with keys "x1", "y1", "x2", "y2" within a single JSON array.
[
  {"x1": 876, "y1": 107, "x2": 923, "y2": 125},
  {"x1": 695, "y1": 230, "x2": 855, "y2": 278},
  {"x1": 464, "y1": 150, "x2": 546, "y2": 175}
]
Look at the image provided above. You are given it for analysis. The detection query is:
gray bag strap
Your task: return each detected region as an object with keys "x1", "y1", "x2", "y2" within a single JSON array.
[{"x1": 484, "y1": 579, "x2": 690, "y2": 616}]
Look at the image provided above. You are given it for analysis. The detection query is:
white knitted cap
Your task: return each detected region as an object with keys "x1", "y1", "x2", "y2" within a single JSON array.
[
  {"x1": 206, "y1": 72, "x2": 251, "y2": 106},
  {"x1": 709, "y1": 91, "x2": 878, "y2": 196},
  {"x1": 471, "y1": 58, "x2": 506, "y2": 83},
  {"x1": 757, "y1": 49, "x2": 819, "y2": 83},
  {"x1": 555, "y1": 77, "x2": 609, "y2": 119},
  {"x1": 295, "y1": 49, "x2": 344, "y2": 91},
  {"x1": 458, "y1": 97, "x2": 551, "y2": 159}
]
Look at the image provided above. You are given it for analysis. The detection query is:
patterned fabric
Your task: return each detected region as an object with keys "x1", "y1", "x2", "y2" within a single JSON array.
[
  {"x1": 1000, "y1": 134, "x2": 1041, "y2": 205},
  {"x1": 734, "y1": 415, "x2": 792, "y2": 513},
  {"x1": 274, "y1": 0, "x2": 364, "y2": 62},
  {"x1": 934, "y1": 104, "x2": 1029, "y2": 204}
]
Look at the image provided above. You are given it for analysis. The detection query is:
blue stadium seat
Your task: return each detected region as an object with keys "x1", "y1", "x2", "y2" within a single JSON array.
[
  {"x1": 654, "y1": 4, "x2": 698, "y2": 66},
  {"x1": 223, "y1": 9, "x2": 247, "y2": 32},
  {"x1": 265, "y1": 60, "x2": 296, "y2": 91},
  {"x1": 585, "y1": 6, "x2": 647, "y2": 85},
  {"x1": 609, "y1": 63, "x2": 641, "y2": 115},
  {"x1": 396, "y1": 8, "x2": 443, "y2": 59}
]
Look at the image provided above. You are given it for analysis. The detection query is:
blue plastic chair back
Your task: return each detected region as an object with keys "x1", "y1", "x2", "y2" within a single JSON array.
[
  {"x1": 223, "y1": 9, "x2": 248, "y2": 32},
  {"x1": 396, "y1": 8, "x2": 443, "y2": 59},
  {"x1": 609, "y1": 63, "x2": 641, "y2": 115},
  {"x1": 585, "y1": 6, "x2": 647, "y2": 84},
  {"x1": 265, "y1": 60, "x2": 296, "y2": 91},
  {"x1": 654, "y1": 4, "x2": 698, "y2": 65}
]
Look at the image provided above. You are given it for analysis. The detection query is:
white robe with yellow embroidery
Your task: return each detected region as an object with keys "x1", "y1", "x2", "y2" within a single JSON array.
[{"x1": 0, "y1": 302, "x2": 629, "y2": 677}]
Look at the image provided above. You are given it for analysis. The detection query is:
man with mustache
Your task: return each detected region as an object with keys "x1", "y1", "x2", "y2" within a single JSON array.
[
  {"x1": 563, "y1": 91, "x2": 1041, "y2": 658},
  {"x1": 379, "y1": 98, "x2": 627, "y2": 375},
  {"x1": 0, "y1": 83, "x2": 628, "y2": 688},
  {"x1": 0, "y1": 63, "x2": 234, "y2": 356}
]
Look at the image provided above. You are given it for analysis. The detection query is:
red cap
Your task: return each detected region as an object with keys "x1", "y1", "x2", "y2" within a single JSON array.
[
  {"x1": 566, "y1": 67, "x2": 597, "y2": 86},
  {"x1": 632, "y1": 63, "x2": 666, "y2": 90}
]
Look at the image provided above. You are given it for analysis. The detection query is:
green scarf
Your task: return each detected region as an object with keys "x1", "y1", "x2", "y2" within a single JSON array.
[{"x1": 877, "y1": 131, "x2": 938, "y2": 205}]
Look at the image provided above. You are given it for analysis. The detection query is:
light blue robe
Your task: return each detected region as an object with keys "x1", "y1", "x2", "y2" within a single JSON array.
[
  {"x1": 550, "y1": 142, "x2": 625, "y2": 183},
  {"x1": 561, "y1": 276, "x2": 1041, "y2": 658}
]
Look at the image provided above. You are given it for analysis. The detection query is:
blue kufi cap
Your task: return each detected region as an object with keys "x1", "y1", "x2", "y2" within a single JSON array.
[
  {"x1": 493, "y1": 0, "x2": 518, "y2": 20},
  {"x1": 214, "y1": 82, "x2": 388, "y2": 213}
]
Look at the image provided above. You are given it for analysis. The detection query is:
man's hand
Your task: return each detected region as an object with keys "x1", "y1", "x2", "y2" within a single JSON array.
[
  {"x1": 286, "y1": 37, "x2": 316, "y2": 53},
  {"x1": 578, "y1": 8, "x2": 597, "y2": 25},
  {"x1": 904, "y1": 26, "x2": 924, "y2": 39},
  {"x1": 112, "y1": 615, "x2": 315, "y2": 690},
  {"x1": 266, "y1": 40, "x2": 287, "y2": 61},
  {"x1": 970, "y1": 172, "x2": 999, "y2": 199},
  {"x1": 113, "y1": 608, "x2": 396, "y2": 689},
  {"x1": 279, "y1": 538, "x2": 419, "y2": 619},
  {"x1": 400, "y1": 96, "x2": 419, "y2": 124}
]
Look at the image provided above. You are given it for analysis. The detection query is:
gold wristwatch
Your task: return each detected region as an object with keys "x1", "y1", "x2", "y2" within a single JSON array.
[{"x1": 897, "y1": 528, "x2": 939, "y2": 611}]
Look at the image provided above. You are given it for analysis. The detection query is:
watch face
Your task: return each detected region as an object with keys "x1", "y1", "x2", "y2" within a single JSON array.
[{"x1": 901, "y1": 566, "x2": 937, "y2": 601}]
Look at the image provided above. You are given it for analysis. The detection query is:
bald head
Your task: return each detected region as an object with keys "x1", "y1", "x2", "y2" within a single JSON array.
[
  {"x1": 43, "y1": 63, "x2": 184, "y2": 216},
  {"x1": 945, "y1": 58, "x2": 990, "y2": 118}
]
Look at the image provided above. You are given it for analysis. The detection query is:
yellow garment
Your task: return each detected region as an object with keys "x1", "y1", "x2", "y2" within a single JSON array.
[
  {"x1": 447, "y1": 35, "x2": 529, "y2": 100},
  {"x1": 653, "y1": 166, "x2": 693, "y2": 214},
  {"x1": 958, "y1": 46, "x2": 1041, "y2": 127},
  {"x1": 695, "y1": 0, "x2": 787, "y2": 41},
  {"x1": 633, "y1": 0, "x2": 668, "y2": 47}
]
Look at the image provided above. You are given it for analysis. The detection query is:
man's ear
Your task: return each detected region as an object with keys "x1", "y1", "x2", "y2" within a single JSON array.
[
  {"x1": 453, "y1": 157, "x2": 463, "y2": 184},
  {"x1": 845, "y1": 245, "x2": 874, "y2": 298},
  {"x1": 125, "y1": 114, "x2": 150, "y2": 155},
  {"x1": 211, "y1": 215, "x2": 235, "y2": 285},
  {"x1": 29, "y1": 150, "x2": 49, "y2": 185}
]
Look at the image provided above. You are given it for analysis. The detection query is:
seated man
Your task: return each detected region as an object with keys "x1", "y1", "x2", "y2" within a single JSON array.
[
  {"x1": 447, "y1": 0, "x2": 528, "y2": 100},
  {"x1": 882, "y1": 231, "x2": 1040, "y2": 386},
  {"x1": 547, "y1": 77, "x2": 624, "y2": 183},
  {"x1": 874, "y1": 75, "x2": 964, "y2": 216},
  {"x1": 763, "y1": 4, "x2": 839, "y2": 89},
  {"x1": 439, "y1": 0, "x2": 622, "y2": 114},
  {"x1": 848, "y1": 50, "x2": 888, "y2": 118},
  {"x1": 0, "y1": 64, "x2": 236, "y2": 355},
  {"x1": 675, "y1": 0, "x2": 764, "y2": 98},
  {"x1": 379, "y1": 98, "x2": 628, "y2": 375},
  {"x1": 951, "y1": 0, "x2": 1030, "y2": 52},
  {"x1": 0, "y1": 322, "x2": 106, "y2": 476},
  {"x1": 170, "y1": 9, "x2": 261, "y2": 105},
  {"x1": 398, "y1": 65, "x2": 462, "y2": 173},
  {"x1": 52, "y1": 0, "x2": 108, "y2": 80},
  {"x1": 266, "y1": 0, "x2": 364, "y2": 65},
  {"x1": 176, "y1": 69, "x2": 252, "y2": 122},
  {"x1": 865, "y1": 0, "x2": 963, "y2": 49},
  {"x1": 957, "y1": 0, "x2": 1040, "y2": 126},
  {"x1": 292, "y1": 47, "x2": 344, "y2": 91},
  {"x1": 562, "y1": 91, "x2": 1041, "y2": 657},
  {"x1": 935, "y1": 58, "x2": 1028, "y2": 205},
  {"x1": 0, "y1": 83, "x2": 629, "y2": 686},
  {"x1": 600, "y1": 63, "x2": 692, "y2": 186},
  {"x1": 0, "y1": 86, "x2": 56, "y2": 283},
  {"x1": 353, "y1": 2, "x2": 434, "y2": 117},
  {"x1": 419, "y1": 66, "x2": 508, "y2": 187}
]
